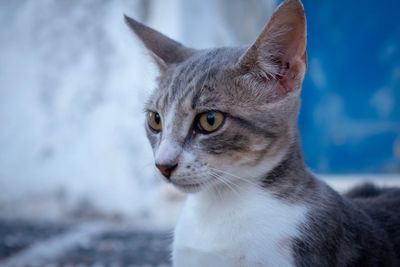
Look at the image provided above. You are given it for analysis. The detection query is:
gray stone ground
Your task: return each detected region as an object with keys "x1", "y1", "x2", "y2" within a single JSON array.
[{"x1": 0, "y1": 220, "x2": 171, "y2": 267}]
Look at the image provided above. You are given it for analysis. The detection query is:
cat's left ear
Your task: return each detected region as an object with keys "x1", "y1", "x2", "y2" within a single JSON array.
[
  {"x1": 124, "y1": 15, "x2": 195, "y2": 72},
  {"x1": 238, "y1": 0, "x2": 307, "y2": 93}
]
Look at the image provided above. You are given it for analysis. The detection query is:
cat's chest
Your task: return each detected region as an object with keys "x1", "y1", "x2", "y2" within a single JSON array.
[{"x1": 173, "y1": 187, "x2": 308, "y2": 267}]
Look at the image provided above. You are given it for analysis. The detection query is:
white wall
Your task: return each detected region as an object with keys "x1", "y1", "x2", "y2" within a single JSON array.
[{"x1": 0, "y1": 0, "x2": 275, "y2": 226}]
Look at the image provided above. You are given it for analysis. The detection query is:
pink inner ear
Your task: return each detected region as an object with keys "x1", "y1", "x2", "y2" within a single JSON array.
[{"x1": 277, "y1": 56, "x2": 306, "y2": 94}]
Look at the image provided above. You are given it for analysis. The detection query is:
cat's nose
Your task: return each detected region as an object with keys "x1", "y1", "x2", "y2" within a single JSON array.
[{"x1": 156, "y1": 163, "x2": 178, "y2": 179}]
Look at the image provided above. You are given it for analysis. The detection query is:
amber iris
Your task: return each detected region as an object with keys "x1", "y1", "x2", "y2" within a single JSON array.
[
  {"x1": 197, "y1": 111, "x2": 224, "y2": 133},
  {"x1": 148, "y1": 112, "x2": 162, "y2": 132}
]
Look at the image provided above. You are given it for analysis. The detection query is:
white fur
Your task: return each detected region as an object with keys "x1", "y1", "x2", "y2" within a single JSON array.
[
  {"x1": 173, "y1": 184, "x2": 308, "y2": 267},
  {"x1": 155, "y1": 139, "x2": 181, "y2": 165}
]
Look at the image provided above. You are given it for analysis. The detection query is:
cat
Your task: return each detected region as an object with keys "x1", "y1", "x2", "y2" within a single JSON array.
[{"x1": 125, "y1": 0, "x2": 400, "y2": 266}]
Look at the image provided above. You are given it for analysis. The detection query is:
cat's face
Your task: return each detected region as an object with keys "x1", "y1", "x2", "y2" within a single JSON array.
[
  {"x1": 144, "y1": 48, "x2": 300, "y2": 193},
  {"x1": 126, "y1": 0, "x2": 307, "y2": 193}
]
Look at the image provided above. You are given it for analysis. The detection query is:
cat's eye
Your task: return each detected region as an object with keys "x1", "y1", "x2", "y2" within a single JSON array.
[
  {"x1": 148, "y1": 111, "x2": 162, "y2": 132},
  {"x1": 197, "y1": 111, "x2": 225, "y2": 133}
]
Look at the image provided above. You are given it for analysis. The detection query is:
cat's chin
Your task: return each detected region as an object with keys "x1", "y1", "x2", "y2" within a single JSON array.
[{"x1": 171, "y1": 181, "x2": 206, "y2": 193}]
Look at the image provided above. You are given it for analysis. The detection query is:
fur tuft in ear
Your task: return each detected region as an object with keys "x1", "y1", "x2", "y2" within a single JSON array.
[
  {"x1": 238, "y1": 0, "x2": 307, "y2": 93},
  {"x1": 124, "y1": 15, "x2": 195, "y2": 72}
]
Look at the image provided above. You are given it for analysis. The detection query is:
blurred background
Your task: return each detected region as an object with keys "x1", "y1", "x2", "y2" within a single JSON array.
[{"x1": 0, "y1": 0, "x2": 399, "y2": 266}]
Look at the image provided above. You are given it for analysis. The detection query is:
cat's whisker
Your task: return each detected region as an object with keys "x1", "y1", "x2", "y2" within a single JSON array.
[
  {"x1": 208, "y1": 171, "x2": 240, "y2": 196},
  {"x1": 207, "y1": 178, "x2": 223, "y2": 202},
  {"x1": 208, "y1": 168, "x2": 252, "y2": 191},
  {"x1": 217, "y1": 174, "x2": 249, "y2": 193},
  {"x1": 208, "y1": 172, "x2": 234, "y2": 191},
  {"x1": 208, "y1": 167, "x2": 260, "y2": 187},
  {"x1": 208, "y1": 171, "x2": 244, "y2": 196},
  {"x1": 211, "y1": 169, "x2": 257, "y2": 186}
]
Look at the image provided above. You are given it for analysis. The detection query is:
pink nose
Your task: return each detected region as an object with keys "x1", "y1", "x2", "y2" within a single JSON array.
[{"x1": 156, "y1": 163, "x2": 178, "y2": 179}]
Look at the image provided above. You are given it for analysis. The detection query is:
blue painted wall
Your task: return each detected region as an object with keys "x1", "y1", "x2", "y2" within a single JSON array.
[{"x1": 298, "y1": 0, "x2": 400, "y2": 173}]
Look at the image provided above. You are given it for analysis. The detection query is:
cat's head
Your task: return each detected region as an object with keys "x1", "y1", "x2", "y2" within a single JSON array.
[{"x1": 126, "y1": 0, "x2": 307, "y2": 193}]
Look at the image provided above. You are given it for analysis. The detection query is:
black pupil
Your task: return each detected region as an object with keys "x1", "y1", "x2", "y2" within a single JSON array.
[
  {"x1": 206, "y1": 112, "x2": 215, "y2": 126},
  {"x1": 154, "y1": 113, "x2": 160, "y2": 124}
]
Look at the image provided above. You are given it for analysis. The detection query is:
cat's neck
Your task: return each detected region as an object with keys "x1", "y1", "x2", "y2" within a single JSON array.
[{"x1": 261, "y1": 136, "x2": 318, "y2": 201}]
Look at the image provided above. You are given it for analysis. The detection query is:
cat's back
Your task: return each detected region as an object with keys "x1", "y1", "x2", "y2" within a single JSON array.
[{"x1": 345, "y1": 183, "x2": 400, "y2": 259}]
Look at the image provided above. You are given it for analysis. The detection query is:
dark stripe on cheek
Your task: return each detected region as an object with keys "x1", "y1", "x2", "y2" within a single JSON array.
[
  {"x1": 228, "y1": 115, "x2": 278, "y2": 139},
  {"x1": 200, "y1": 132, "x2": 250, "y2": 154}
]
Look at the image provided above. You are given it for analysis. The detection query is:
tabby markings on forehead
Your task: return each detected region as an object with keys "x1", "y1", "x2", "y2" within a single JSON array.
[
  {"x1": 163, "y1": 50, "x2": 224, "y2": 105},
  {"x1": 165, "y1": 62, "x2": 198, "y2": 105},
  {"x1": 155, "y1": 96, "x2": 162, "y2": 111},
  {"x1": 179, "y1": 85, "x2": 196, "y2": 109},
  {"x1": 191, "y1": 76, "x2": 218, "y2": 110}
]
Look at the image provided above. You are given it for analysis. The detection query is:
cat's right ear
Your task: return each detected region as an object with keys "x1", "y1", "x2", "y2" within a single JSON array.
[{"x1": 124, "y1": 15, "x2": 195, "y2": 72}]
